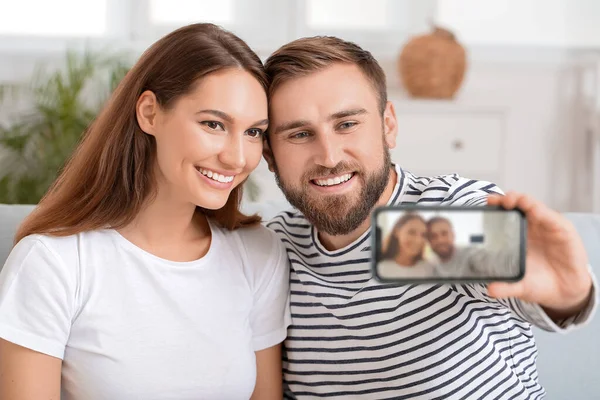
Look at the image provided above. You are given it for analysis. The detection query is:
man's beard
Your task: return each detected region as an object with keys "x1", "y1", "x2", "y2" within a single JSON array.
[
  {"x1": 273, "y1": 145, "x2": 392, "y2": 236},
  {"x1": 434, "y1": 245, "x2": 454, "y2": 261}
]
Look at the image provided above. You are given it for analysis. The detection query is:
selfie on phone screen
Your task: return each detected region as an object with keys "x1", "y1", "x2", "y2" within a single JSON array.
[{"x1": 374, "y1": 207, "x2": 525, "y2": 282}]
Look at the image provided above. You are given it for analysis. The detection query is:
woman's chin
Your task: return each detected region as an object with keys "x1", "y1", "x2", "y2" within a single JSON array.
[{"x1": 193, "y1": 194, "x2": 230, "y2": 211}]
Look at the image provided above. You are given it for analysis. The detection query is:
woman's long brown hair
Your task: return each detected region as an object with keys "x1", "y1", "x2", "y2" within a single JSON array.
[{"x1": 15, "y1": 23, "x2": 265, "y2": 244}]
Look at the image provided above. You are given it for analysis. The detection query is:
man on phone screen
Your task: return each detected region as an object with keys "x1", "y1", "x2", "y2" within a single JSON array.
[{"x1": 427, "y1": 216, "x2": 521, "y2": 279}]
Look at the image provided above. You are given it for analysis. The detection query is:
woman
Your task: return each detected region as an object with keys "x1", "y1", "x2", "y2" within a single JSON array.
[
  {"x1": 0, "y1": 23, "x2": 289, "y2": 399},
  {"x1": 378, "y1": 213, "x2": 436, "y2": 279}
]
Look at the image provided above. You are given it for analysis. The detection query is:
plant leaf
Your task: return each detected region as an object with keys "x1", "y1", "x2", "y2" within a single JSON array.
[{"x1": 0, "y1": 49, "x2": 133, "y2": 204}]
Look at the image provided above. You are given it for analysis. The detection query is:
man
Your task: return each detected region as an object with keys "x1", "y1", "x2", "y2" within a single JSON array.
[
  {"x1": 262, "y1": 36, "x2": 597, "y2": 399},
  {"x1": 427, "y1": 216, "x2": 521, "y2": 279},
  {"x1": 427, "y1": 217, "x2": 458, "y2": 263}
]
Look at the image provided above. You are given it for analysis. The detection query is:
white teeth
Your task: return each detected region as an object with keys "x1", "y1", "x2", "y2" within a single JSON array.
[
  {"x1": 198, "y1": 168, "x2": 234, "y2": 183},
  {"x1": 315, "y1": 173, "x2": 353, "y2": 187}
]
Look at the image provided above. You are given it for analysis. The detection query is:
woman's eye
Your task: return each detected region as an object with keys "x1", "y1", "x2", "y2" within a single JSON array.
[
  {"x1": 246, "y1": 128, "x2": 264, "y2": 138},
  {"x1": 201, "y1": 121, "x2": 225, "y2": 131}
]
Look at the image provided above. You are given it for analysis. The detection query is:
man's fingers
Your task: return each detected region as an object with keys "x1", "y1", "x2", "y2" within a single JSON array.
[
  {"x1": 488, "y1": 192, "x2": 549, "y2": 223},
  {"x1": 513, "y1": 194, "x2": 539, "y2": 215},
  {"x1": 514, "y1": 193, "x2": 569, "y2": 233},
  {"x1": 486, "y1": 193, "x2": 504, "y2": 204},
  {"x1": 487, "y1": 191, "x2": 519, "y2": 210},
  {"x1": 487, "y1": 281, "x2": 525, "y2": 299}
]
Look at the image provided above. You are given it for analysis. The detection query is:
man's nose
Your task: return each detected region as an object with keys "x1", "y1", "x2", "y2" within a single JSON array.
[{"x1": 313, "y1": 133, "x2": 343, "y2": 169}]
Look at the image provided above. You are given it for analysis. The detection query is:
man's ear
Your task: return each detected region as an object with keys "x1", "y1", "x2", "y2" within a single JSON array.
[
  {"x1": 136, "y1": 90, "x2": 160, "y2": 136},
  {"x1": 262, "y1": 136, "x2": 276, "y2": 173},
  {"x1": 382, "y1": 101, "x2": 398, "y2": 149}
]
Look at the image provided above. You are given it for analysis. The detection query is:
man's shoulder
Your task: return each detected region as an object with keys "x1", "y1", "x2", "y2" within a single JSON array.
[
  {"x1": 402, "y1": 169, "x2": 502, "y2": 192},
  {"x1": 398, "y1": 168, "x2": 504, "y2": 206},
  {"x1": 266, "y1": 209, "x2": 312, "y2": 237}
]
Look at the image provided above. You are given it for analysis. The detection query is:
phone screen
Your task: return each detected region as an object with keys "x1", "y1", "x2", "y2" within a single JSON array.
[{"x1": 372, "y1": 206, "x2": 526, "y2": 283}]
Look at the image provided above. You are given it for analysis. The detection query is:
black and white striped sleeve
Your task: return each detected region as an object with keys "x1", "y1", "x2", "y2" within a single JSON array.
[
  {"x1": 439, "y1": 176, "x2": 504, "y2": 207},
  {"x1": 438, "y1": 176, "x2": 598, "y2": 332}
]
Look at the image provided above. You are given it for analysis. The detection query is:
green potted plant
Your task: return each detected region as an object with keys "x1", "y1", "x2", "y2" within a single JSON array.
[{"x1": 0, "y1": 50, "x2": 130, "y2": 204}]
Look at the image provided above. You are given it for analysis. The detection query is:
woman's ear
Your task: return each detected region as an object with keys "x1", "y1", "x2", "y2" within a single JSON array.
[{"x1": 136, "y1": 90, "x2": 160, "y2": 136}]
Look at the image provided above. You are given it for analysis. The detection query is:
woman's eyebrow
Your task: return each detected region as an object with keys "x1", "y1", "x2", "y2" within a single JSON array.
[
  {"x1": 197, "y1": 110, "x2": 268, "y2": 127},
  {"x1": 196, "y1": 109, "x2": 233, "y2": 123},
  {"x1": 252, "y1": 119, "x2": 269, "y2": 127}
]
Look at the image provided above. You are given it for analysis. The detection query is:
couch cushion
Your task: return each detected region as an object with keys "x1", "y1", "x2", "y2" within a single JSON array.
[
  {"x1": 534, "y1": 212, "x2": 600, "y2": 399},
  {"x1": 0, "y1": 204, "x2": 35, "y2": 267},
  {"x1": 565, "y1": 213, "x2": 600, "y2": 266}
]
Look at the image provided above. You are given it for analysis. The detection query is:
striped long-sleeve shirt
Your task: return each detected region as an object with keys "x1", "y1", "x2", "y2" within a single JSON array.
[{"x1": 266, "y1": 164, "x2": 597, "y2": 400}]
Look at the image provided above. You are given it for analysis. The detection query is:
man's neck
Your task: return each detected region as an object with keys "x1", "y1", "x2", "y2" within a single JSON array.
[
  {"x1": 440, "y1": 247, "x2": 456, "y2": 263},
  {"x1": 318, "y1": 166, "x2": 398, "y2": 251}
]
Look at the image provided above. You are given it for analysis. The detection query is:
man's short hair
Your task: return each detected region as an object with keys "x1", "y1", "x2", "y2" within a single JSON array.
[
  {"x1": 427, "y1": 216, "x2": 453, "y2": 231},
  {"x1": 264, "y1": 36, "x2": 388, "y2": 114}
]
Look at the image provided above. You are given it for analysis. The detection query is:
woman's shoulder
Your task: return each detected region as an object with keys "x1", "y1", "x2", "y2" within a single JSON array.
[
  {"x1": 217, "y1": 222, "x2": 283, "y2": 253},
  {"x1": 14, "y1": 232, "x2": 77, "y2": 256},
  {"x1": 3, "y1": 233, "x2": 84, "y2": 288},
  {"x1": 17, "y1": 230, "x2": 109, "y2": 249},
  {"x1": 12, "y1": 230, "x2": 113, "y2": 265},
  {"x1": 213, "y1": 222, "x2": 288, "y2": 275}
]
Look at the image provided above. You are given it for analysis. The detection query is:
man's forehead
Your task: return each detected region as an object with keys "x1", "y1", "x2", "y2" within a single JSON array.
[
  {"x1": 276, "y1": 63, "x2": 370, "y2": 89},
  {"x1": 431, "y1": 220, "x2": 452, "y2": 231},
  {"x1": 269, "y1": 65, "x2": 377, "y2": 113}
]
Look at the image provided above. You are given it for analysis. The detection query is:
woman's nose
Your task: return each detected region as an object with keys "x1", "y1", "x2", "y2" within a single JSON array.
[{"x1": 218, "y1": 134, "x2": 246, "y2": 170}]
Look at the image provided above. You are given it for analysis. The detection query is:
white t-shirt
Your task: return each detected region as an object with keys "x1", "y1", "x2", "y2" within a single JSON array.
[{"x1": 0, "y1": 219, "x2": 291, "y2": 399}]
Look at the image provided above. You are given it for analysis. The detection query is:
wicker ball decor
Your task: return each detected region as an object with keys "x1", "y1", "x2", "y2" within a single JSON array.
[{"x1": 398, "y1": 26, "x2": 467, "y2": 99}]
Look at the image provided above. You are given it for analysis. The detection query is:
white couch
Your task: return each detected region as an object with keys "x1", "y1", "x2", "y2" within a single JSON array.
[{"x1": 0, "y1": 202, "x2": 598, "y2": 399}]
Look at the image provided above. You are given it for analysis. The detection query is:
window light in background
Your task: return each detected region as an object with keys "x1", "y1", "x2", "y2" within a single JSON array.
[
  {"x1": 306, "y1": 0, "x2": 390, "y2": 30},
  {"x1": 0, "y1": 0, "x2": 106, "y2": 36},
  {"x1": 149, "y1": 0, "x2": 234, "y2": 25},
  {"x1": 435, "y1": 0, "x2": 600, "y2": 48}
]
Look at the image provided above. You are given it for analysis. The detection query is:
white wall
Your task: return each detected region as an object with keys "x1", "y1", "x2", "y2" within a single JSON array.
[
  {"x1": 453, "y1": 52, "x2": 596, "y2": 213},
  {"x1": 436, "y1": 0, "x2": 600, "y2": 48}
]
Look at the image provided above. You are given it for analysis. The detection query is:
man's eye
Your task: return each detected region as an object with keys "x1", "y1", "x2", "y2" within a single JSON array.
[
  {"x1": 339, "y1": 121, "x2": 357, "y2": 130},
  {"x1": 290, "y1": 131, "x2": 309, "y2": 139},
  {"x1": 246, "y1": 128, "x2": 264, "y2": 138},
  {"x1": 201, "y1": 121, "x2": 225, "y2": 131}
]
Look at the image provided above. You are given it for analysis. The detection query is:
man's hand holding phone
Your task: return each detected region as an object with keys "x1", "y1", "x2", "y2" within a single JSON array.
[
  {"x1": 372, "y1": 191, "x2": 595, "y2": 322},
  {"x1": 486, "y1": 192, "x2": 594, "y2": 321}
]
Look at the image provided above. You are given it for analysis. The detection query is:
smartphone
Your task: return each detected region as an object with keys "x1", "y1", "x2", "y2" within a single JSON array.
[{"x1": 371, "y1": 205, "x2": 527, "y2": 284}]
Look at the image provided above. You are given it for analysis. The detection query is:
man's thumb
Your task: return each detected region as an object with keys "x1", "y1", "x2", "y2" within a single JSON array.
[{"x1": 487, "y1": 282, "x2": 523, "y2": 299}]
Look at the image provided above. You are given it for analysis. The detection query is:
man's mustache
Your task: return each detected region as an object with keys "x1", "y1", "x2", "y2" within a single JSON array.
[{"x1": 302, "y1": 162, "x2": 362, "y2": 180}]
